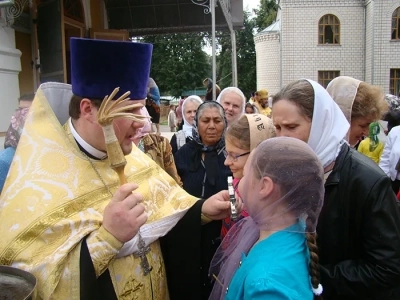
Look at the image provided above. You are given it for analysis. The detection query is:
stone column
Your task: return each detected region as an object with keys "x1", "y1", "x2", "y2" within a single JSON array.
[{"x1": 0, "y1": 23, "x2": 22, "y2": 134}]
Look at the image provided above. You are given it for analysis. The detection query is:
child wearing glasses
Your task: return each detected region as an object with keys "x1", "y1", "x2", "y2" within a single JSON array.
[{"x1": 221, "y1": 114, "x2": 276, "y2": 238}]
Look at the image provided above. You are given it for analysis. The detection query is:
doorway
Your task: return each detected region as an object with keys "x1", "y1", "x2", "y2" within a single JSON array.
[{"x1": 64, "y1": 20, "x2": 84, "y2": 84}]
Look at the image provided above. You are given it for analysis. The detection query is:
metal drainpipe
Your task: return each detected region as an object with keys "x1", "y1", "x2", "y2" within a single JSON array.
[
  {"x1": 363, "y1": 0, "x2": 367, "y2": 81},
  {"x1": 278, "y1": 0, "x2": 282, "y2": 89},
  {"x1": 279, "y1": 27, "x2": 282, "y2": 89},
  {"x1": 231, "y1": 30, "x2": 237, "y2": 87},
  {"x1": 371, "y1": 0, "x2": 375, "y2": 84},
  {"x1": 211, "y1": 0, "x2": 216, "y2": 100}
]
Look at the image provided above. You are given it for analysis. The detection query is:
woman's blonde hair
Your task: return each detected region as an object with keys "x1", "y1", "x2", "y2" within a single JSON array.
[
  {"x1": 225, "y1": 117, "x2": 251, "y2": 150},
  {"x1": 352, "y1": 82, "x2": 387, "y2": 121}
]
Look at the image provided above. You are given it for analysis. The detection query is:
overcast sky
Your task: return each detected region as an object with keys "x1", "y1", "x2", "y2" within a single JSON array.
[{"x1": 243, "y1": 0, "x2": 260, "y2": 13}]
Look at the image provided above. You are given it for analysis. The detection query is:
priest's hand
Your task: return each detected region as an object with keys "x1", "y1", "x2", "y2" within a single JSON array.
[
  {"x1": 103, "y1": 183, "x2": 147, "y2": 243},
  {"x1": 202, "y1": 190, "x2": 232, "y2": 220}
]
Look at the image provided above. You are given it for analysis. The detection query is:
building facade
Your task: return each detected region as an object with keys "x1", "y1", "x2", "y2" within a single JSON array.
[
  {"x1": 0, "y1": 0, "x2": 119, "y2": 134},
  {"x1": 255, "y1": 0, "x2": 400, "y2": 96}
]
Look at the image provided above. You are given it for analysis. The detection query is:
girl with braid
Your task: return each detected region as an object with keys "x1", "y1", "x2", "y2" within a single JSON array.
[
  {"x1": 272, "y1": 80, "x2": 400, "y2": 299},
  {"x1": 209, "y1": 137, "x2": 324, "y2": 299}
]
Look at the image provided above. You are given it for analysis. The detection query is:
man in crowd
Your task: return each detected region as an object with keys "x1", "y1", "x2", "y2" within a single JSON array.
[{"x1": 253, "y1": 89, "x2": 272, "y2": 117}]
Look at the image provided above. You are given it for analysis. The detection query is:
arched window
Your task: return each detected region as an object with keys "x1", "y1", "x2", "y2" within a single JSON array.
[
  {"x1": 392, "y1": 7, "x2": 400, "y2": 40},
  {"x1": 319, "y1": 14, "x2": 340, "y2": 45},
  {"x1": 64, "y1": 0, "x2": 84, "y2": 24}
]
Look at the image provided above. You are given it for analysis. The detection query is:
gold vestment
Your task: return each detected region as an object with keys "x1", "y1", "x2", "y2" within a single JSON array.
[{"x1": 0, "y1": 84, "x2": 198, "y2": 299}]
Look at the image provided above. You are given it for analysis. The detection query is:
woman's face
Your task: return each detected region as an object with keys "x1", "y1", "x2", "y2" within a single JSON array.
[
  {"x1": 184, "y1": 101, "x2": 200, "y2": 125},
  {"x1": 220, "y1": 92, "x2": 243, "y2": 124},
  {"x1": 349, "y1": 117, "x2": 373, "y2": 146},
  {"x1": 224, "y1": 137, "x2": 249, "y2": 179},
  {"x1": 197, "y1": 107, "x2": 225, "y2": 146},
  {"x1": 272, "y1": 99, "x2": 312, "y2": 143},
  {"x1": 245, "y1": 106, "x2": 254, "y2": 114}
]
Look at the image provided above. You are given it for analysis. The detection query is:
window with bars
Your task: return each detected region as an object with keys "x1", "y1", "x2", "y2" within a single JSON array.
[
  {"x1": 392, "y1": 7, "x2": 400, "y2": 40},
  {"x1": 318, "y1": 14, "x2": 340, "y2": 44},
  {"x1": 318, "y1": 71, "x2": 340, "y2": 88},
  {"x1": 390, "y1": 69, "x2": 400, "y2": 96}
]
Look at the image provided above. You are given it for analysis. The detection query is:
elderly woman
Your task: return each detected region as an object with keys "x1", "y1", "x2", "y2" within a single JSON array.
[
  {"x1": 272, "y1": 79, "x2": 400, "y2": 299},
  {"x1": 170, "y1": 95, "x2": 203, "y2": 154},
  {"x1": 171, "y1": 101, "x2": 232, "y2": 300},
  {"x1": 217, "y1": 87, "x2": 246, "y2": 127},
  {"x1": 326, "y1": 76, "x2": 387, "y2": 147}
]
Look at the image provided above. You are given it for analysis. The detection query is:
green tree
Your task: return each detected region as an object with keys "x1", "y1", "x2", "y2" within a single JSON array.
[
  {"x1": 141, "y1": 33, "x2": 211, "y2": 97},
  {"x1": 236, "y1": 12, "x2": 257, "y2": 98},
  {"x1": 214, "y1": 11, "x2": 257, "y2": 98},
  {"x1": 253, "y1": 0, "x2": 279, "y2": 33}
]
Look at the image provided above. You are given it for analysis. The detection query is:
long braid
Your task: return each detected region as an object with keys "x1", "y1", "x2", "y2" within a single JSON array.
[{"x1": 306, "y1": 211, "x2": 323, "y2": 300}]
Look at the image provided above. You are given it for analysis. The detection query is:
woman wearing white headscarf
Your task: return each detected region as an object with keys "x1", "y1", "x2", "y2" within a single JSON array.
[
  {"x1": 170, "y1": 95, "x2": 203, "y2": 154},
  {"x1": 217, "y1": 87, "x2": 246, "y2": 127},
  {"x1": 272, "y1": 79, "x2": 400, "y2": 299}
]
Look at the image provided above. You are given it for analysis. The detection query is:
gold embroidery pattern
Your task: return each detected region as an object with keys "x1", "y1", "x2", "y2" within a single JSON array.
[{"x1": 0, "y1": 88, "x2": 196, "y2": 299}]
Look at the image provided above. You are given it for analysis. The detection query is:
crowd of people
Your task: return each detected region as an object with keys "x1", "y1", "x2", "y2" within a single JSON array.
[{"x1": 1, "y1": 37, "x2": 400, "y2": 300}]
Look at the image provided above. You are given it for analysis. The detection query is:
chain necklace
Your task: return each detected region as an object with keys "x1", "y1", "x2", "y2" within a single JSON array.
[{"x1": 83, "y1": 152, "x2": 153, "y2": 276}]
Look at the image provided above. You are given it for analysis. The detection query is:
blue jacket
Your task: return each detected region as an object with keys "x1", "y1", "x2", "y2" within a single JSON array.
[
  {"x1": 0, "y1": 147, "x2": 16, "y2": 194},
  {"x1": 226, "y1": 223, "x2": 313, "y2": 300}
]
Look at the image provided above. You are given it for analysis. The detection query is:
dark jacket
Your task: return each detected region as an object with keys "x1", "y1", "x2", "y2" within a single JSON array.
[
  {"x1": 174, "y1": 140, "x2": 231, "y2": 200},
  {"x1": 318, "y1": 144, "x2": 400, "y2": 299},
  {"x1": 165, "y1": 140, "x2": 231, "y2": 300}
]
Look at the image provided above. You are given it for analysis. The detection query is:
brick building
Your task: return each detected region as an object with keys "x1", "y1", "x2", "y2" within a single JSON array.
[{"x1": 254, "y1": 0, "x2": 400, "y2": 95}]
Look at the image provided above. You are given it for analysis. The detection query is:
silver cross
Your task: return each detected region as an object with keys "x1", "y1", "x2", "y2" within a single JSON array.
[{"x1": 134, "y1": 234, "x2": 153, "y2": 275}]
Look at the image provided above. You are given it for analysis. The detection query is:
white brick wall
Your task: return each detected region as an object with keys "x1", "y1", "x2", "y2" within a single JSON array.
[
  {"x1": 255, "y1": 33, "x2": 281, "y2": 95},
  {"x1": 371, "y1": 1, "x2": 400, "y2": 92},
  {"x1": 281, "y1": 0, "x2": 364, "y2": 86},
  {"x1": 255, "y1": 0, "x2": 400, "y2": 93}
]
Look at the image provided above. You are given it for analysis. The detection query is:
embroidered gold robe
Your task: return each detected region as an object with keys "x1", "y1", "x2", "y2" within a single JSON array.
[{"x1": 0, "y1": 83, "x2": 198, "y2": 299}]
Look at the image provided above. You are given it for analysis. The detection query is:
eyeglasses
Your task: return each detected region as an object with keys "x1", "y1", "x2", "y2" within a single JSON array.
[{"x1": 224, "y1": 151, "x2": 250, "y2": 162}]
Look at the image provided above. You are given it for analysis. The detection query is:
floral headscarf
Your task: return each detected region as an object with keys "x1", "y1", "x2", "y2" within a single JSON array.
[
  {"x1": 190, "y1": 101, "x2": 228, "y2": 187},
  {"x1": 192, "y1": 101, "x2": 227, "y2": 152},
  {"x1": 4, "y1": 107, "x2": 30, "y2": 149},
  {"x1": 368, "y1": 122, "x2": 380, "y2": 152}
]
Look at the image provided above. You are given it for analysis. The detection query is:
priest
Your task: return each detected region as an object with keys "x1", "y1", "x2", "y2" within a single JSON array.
[{"x1": 0, "y1": 38, "x2": 231, "y2": 299}]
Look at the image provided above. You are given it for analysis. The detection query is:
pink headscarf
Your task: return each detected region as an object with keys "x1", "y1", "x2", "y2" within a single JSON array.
[
  {"x1": 4, "y1": 107, "x2": 30, "y2": 149},
  {"x1": 176, "y1": 98, "x2": 185, "y2": 123}
]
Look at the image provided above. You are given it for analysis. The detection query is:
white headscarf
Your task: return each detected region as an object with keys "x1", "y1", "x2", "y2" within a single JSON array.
[
  {"x1": 307, "y1": 79, "x2": 350, "y2": 168},
  {"x1": 216, "y1": 87, "x2": 246, "y2": 123},
  {"x1": 326, "y1": 76, "x2": 362, "y2": 144},
  {"x1": 182, "y1": 95, "x2": 203, "y2": 138}
]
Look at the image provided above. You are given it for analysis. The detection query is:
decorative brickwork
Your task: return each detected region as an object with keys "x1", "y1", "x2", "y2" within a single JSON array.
[{"x1": 255, "y1": 0, "x2": 400, "y2": 94}]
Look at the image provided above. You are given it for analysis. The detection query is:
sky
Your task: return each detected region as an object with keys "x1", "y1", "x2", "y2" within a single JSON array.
[
  {"x1": 203, "y1": 0, "x2": 260, "y2": 55},
  {"x1": 243, "y1": 0, "x2": 260, "y2": 13}
]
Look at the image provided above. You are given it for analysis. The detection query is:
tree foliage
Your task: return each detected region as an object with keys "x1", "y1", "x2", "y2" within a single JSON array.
[
  {"x1": 140, "y1": 33, "x2": 211, "y2": 97},
  {"x1": 253, "y1": 0, "x2": 279, "y2": 33},
  {"x1": 138, "y1": 1, "x2": 278, "y2": 98},
  {"x1": 214, "y1": 11, "x2": 257, "y2": 99}
]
